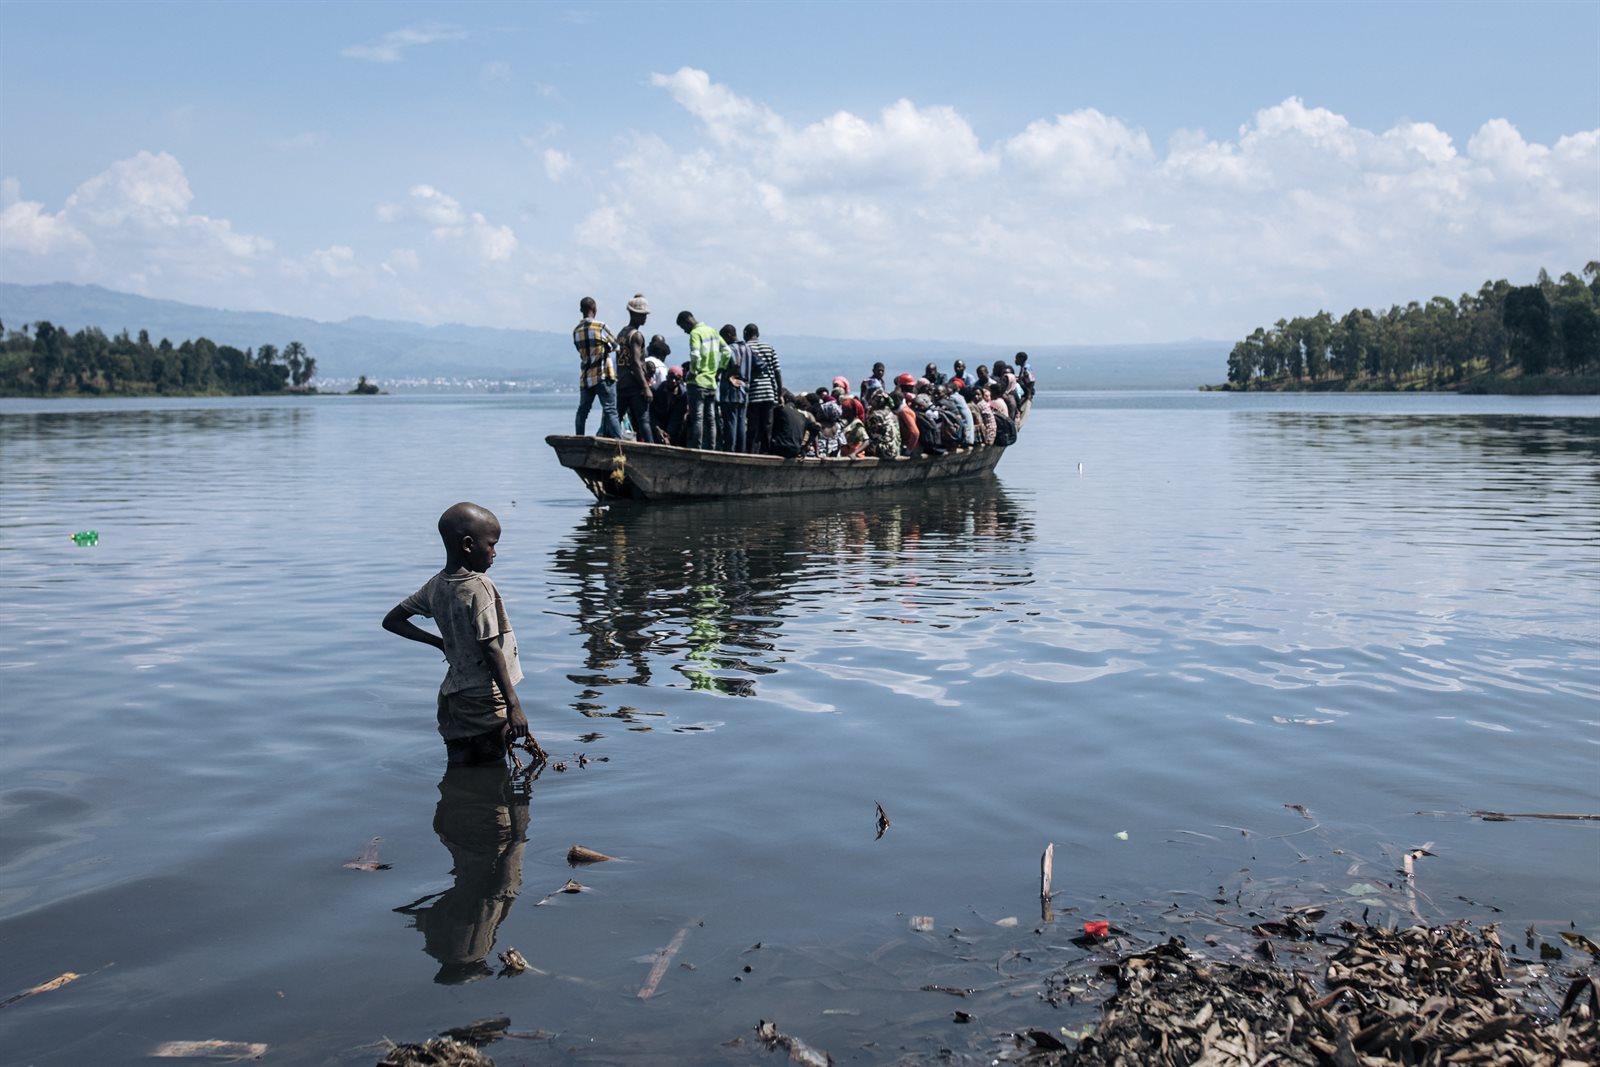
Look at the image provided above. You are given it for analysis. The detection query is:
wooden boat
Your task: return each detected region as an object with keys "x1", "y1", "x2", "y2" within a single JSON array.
[{"x1": 546, "y1": 403, "x2": 1027, "y2": 502}]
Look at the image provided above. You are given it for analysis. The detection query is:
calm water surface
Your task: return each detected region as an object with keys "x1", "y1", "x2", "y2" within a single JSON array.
[{"x1": 1, "y1": 392, "x2": 1597, "y2": 1064}]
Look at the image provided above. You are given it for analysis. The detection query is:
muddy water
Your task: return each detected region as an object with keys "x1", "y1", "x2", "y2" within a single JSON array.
[{"x1": 1, "y1": 392, "x2": 1596, "y2": 1064}]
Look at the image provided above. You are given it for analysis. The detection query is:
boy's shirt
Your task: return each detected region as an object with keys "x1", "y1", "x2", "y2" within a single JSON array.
[{"x1": 399, "y1": 569, "x2": 523, "y2": 695}]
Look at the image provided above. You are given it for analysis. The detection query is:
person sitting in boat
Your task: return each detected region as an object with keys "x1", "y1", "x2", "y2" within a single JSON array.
[
  {"x1": 770, "y1": 390, "x2": 821, "y2": 459},
  {"x1": 840, "y1": 407, "x2": 869, "y2": 458},
  {"x1": 894, "y1": 388, "x2": 920, "y2": 457},
  {"x1": 986, "y1": 379, "x2": 1013, "y2": 421},
  {"x1": 972, "y1": 363, "x2": 992, "y2": 392},
  {"x1": 646, "y1": 335, "x2": 671, "y2": 388},
  {"x1": 650, "y1": 364, "x2": 688, "y2": 445},
  {"x1": 865, "y1": 392, "x2": 901, "y2": 458},
  {"x1": 861, "y1": 362, "x2": 887, "y2": 406},
  {"x1": 831, "y1": 377, "x2": 866, "y2": 423},
  {"x1": 924, "y1": 361, "x2": 947, "y2": 388},
  {"x1": 952, "y1": 359, "x2": 968, "y2": 385},
  {"x1": 810, "y1": 403, "x2": 843, "y2": 457},
  {"x1": 941, "y1": 385, "x2": 974, "y2": 449},
  {"x1": 966, "y1": 384, "x2": 996, "y2": 446},
  {"x1": 911, "y1": 394, "x2": 946, "y2": 457},
  {"x1": 989, "y1": 382, "x2": 1018, "y2": 445}
]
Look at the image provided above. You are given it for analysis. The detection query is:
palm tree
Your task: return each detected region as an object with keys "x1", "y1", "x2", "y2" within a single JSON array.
[{"x1": 284, "y1": 341, "x2": 306, "y2": 386}]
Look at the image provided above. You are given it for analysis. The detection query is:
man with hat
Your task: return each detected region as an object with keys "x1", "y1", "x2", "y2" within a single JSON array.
[
  {"x1": 572, "y1": 296, "x2": 622, "y2": 438},
  {"x1": 615, "y1": 294, "x2": 654, "y2": 444}
]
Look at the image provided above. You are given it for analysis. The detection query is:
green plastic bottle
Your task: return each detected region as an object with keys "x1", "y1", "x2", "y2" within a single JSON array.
[{"x1": 71, "y1": 530, "x2": 99, "y2": 547}]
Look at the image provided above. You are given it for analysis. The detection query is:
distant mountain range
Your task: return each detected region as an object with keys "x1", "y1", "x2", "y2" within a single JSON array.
[{"x1": 0, "y1": 282, "x2": 1225, "y2": 389}]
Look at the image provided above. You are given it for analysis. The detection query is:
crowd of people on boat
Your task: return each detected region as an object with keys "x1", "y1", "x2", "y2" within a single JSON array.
[{"x1": 573, "y1": 294, "x2": 1035, "y2": 459}]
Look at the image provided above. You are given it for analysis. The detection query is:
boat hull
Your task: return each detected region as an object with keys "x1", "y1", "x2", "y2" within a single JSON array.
[{"x1": 545, "y1": 434, "x2": 1014, "y2": 502}]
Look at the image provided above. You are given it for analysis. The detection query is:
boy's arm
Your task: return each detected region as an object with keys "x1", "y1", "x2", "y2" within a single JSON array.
[
  {"x1": 383, "y1": 604, "x2": 444, "y2": 651},
  {"x1": 479, "y1": 637, "x2": 530, "y2": 741}
]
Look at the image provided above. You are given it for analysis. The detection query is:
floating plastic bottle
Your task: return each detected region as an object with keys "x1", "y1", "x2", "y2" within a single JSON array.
[{"x1": 70, "y1": 530, "x2": 99, "y2": 547}]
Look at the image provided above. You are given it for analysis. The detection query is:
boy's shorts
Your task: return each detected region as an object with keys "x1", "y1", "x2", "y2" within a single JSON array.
[{"x1": 437, "y1": 687, "x2": 508, "y2": 742}]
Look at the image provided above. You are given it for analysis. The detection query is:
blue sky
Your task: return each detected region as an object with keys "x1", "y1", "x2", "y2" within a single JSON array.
[{"x1": 2, "y1": 1, "x2": 1597, "y2": 343}]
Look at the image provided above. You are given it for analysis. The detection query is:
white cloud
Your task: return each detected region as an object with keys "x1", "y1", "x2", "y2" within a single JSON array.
[
  {"x1": 309, "y1": 244, "x2": 356, "y2": 277},
  {"x1": 0, "y1": 196, "x2": 91, "y2": 256},
  {"x1": 3, "y1": 80, "x2": 1595, "y2": 343},
  {"x1": 341, "y1": 25, "x2": 465, "y2": 63},
  {"x1": 382, "y1": 248, "x2": 420, "y2": 276},
  {"x1": 570, "y1": 75, "x2": 1600, "y2": 341},
  {"x1": 0, "y1": 152, "x2": 271, "y2": 297},
  {"x1": 650, "y1": 67, "x2": 996, "y2": 189},
  {"x1": 543, "y1": 149, "x2": 572, "y2": 182},
  {"x1": 1006, "y1": 108, "x2": 1155, "y2": 191},
  {"x1": 480, "y1": 61, "x2": 511, "y2": 84},
  {"x1": 378, "y1": 184, "x2": 518, "y2": 262}
]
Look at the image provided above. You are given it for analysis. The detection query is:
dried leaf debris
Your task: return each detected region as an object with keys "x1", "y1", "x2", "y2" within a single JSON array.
[{"x1": 1020, "y1": 921, "x2": 1596, "y2": 1066}]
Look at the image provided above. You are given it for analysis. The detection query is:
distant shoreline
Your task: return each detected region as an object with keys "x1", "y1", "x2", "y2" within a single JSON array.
[{"x1": 1202, "y1": 370, "x2": 1600, "y2": 396}]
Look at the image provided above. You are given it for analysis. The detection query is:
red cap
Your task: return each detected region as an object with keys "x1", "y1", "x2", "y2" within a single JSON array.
[{"x1": 894, "y1": 372, "x2": 917, "y2": 388}]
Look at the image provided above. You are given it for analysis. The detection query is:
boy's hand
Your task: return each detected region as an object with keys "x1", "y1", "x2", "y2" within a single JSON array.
[{"x1": 504, "y1": 692, "x2": 529, "y2": 740}]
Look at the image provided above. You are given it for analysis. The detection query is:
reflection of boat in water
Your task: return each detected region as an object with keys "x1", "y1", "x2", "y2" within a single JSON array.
[
  {"x1": 549, "y1": 480, "x2": 1033, "y2": 700},
  {"x1": 545, "y1": 404, "x2": 1027, "y2": 502}
]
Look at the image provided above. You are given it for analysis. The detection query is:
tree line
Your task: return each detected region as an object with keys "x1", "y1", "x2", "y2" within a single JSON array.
[
  {"x1": 0, "y1": 320, "x2": 317, "y2": 396},
  {"x1": 1224, "y1": 264, "x2": 1600, "y2": 390}
]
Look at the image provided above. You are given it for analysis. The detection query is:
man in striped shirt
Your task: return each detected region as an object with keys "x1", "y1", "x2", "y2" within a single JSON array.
[
  {"x1": 572, "y1": 296, "x2": 622, "y2": 438},
  {"x1": 743, "y1": 323, "x2": 783, "y2": 454}
]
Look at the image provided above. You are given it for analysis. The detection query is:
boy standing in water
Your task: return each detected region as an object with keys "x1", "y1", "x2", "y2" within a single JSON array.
[{"x1": 383, "y1": 502, "x2": 543, "y2": 764}]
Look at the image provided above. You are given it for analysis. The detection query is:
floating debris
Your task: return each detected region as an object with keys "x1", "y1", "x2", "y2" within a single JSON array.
[
  {"x1": 1028, "y1": 922, "x2": 1598, "y2": 1066},
  {"x1": 375, "y1": 1037, "x2": 494, "y2": 1067},
  {"x1": 438, "y1": 1017, "x2": 510, "y2": 1046},
  {"x1": 566, "y1": 844, "x2": 612, "y2": 865},
  {"x1": 150, "y1": 1039, "x2": 267, "y2": 1061},
  {"x1": 638, "y1": 923, "x2": 694, "y2": 1000},
  {"x1": 909, "y1": 915, "x2": 935, "y2": 933},
  {"x1": 754, "y1": 1019, "x2": 832, "y2": 1066},
  {"x1": 343, "y1": 837, "x2": 391, "y2": 872},
  {"x1": 1, "y1": 971, "x2": 82, "y2": 1009},
  {"x1": 875, "y1": 802, "x2": 891, "y2": 839},
  {"x1": 534, "y1": 879, "x2": 588, "y2": 906},
  {"x1": 497, "y1": 948, "x2": 528, "y2": 975}
]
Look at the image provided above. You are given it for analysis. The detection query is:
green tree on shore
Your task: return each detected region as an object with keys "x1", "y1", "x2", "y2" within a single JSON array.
[
  {"x1": 0, "y1": 324, "x2": 320, "y2": 397},
  {"x1": 1222, "y1": 264, "x2": 1598, "y2": 390}
]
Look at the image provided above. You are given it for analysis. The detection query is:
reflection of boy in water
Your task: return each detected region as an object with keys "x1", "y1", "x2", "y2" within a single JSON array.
[
  {"x1": 394, "y1": 764, "x2": 529, "y2": 983},
  {"x1": 383, "y1": 502, "x2": 543, "y2": 764}
]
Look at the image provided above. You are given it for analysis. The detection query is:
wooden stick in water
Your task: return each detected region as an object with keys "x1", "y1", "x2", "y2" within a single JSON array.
[
  {"x1": 1472, "y1": 810, "x2": 1599, "y2": 821},
  {"x1": 1040, "y1": 843, "x2": 1055, "y2": 923},
  {"x1": 637, "y1": 923, "x2": 693, "y2": 999}
]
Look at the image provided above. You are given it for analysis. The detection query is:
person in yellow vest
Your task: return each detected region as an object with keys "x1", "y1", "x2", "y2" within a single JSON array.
[{"x1": 676, "y1": 310, "x2": 730, "y2": 450}]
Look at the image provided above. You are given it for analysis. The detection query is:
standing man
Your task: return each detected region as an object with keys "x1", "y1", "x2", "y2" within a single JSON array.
[
  {"x1": 614, "y1": 294, "x2": 654, "y2": 444},
  {"x1": 744, "y1": 323, "x2": 783, "y2": 454},
  {"x1": 572, "y1": 296, "x2": 622, "y2": 438},
  {"x1": 718, "y1": 324, "x2": 752, "y2": 454},
  {"x1": 677, "y1": 311, "x2": 729, "y2": 450}
]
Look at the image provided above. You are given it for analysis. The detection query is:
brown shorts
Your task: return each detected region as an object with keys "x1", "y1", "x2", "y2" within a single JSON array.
[{"x1": 436, "y1": 688, "x2": 508, "y2": 741}]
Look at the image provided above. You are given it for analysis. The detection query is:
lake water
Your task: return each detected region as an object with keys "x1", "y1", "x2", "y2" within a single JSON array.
[{"x1": 1, "y1": 391, "x2": 1597, "y2": 1065}]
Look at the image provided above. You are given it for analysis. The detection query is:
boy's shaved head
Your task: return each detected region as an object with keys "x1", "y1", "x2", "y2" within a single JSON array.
[{"x1": 438, "y1": 501, "x2": 498, "y2": 545}]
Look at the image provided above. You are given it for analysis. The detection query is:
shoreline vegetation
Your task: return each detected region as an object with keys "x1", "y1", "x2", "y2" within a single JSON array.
[
  {"x1": 0, "y1": 319, "x2": 332, "y2": 397},
  {"x1": 1208, "y1": 263, "x2": 1600, "y2": 394}
]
